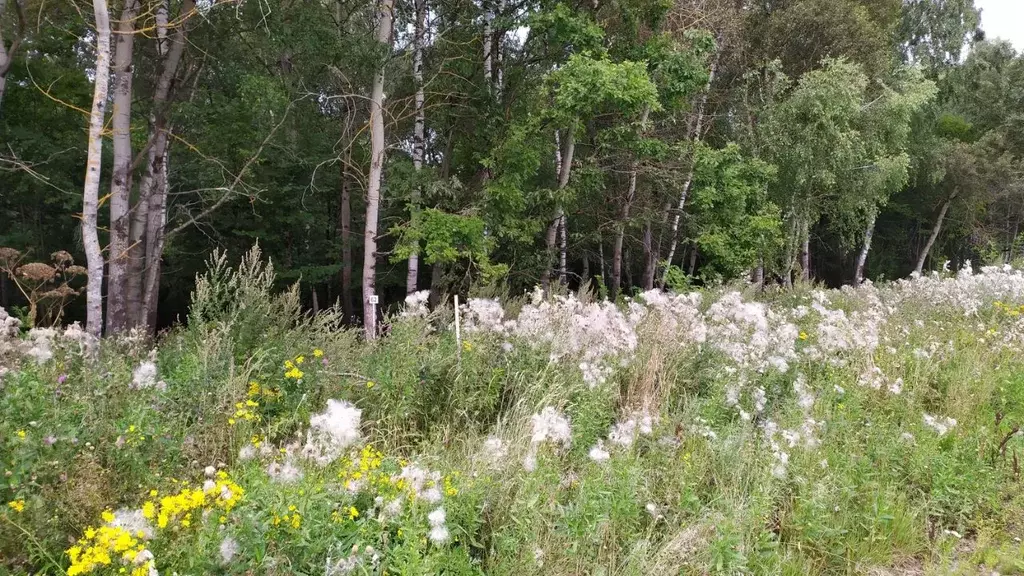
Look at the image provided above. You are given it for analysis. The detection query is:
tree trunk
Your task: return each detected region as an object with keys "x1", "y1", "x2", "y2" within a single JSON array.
[
  {"x1": 363, "y1": 0, "x2": 394, "y2": 339},
  {"x1": 429, "y1": 262, "x2": 443, "y2": 308},
  {"x1": 752, "y1": 257, "x2": 764, "y2": 287},
  {"x1": 483, "y1": 1, "x2": 492, "y2": 89},
  {"x1": 141, "y1": 144, "x2": 169, "y2": 332},
  {"x1": 783, "y1": 216, "x2": 796, "y2": 288},
  {"x1": 82, "y1": 0, "x2": 111, "y2": 337},
  {"x1": 407, "y1": 0, "x2": 425, "y2": 295},
  {"x1": 495, "y1": 0, "x2": 504, "y2": 99},
  {"x1": 660, "y1": 53, "x2": 718, "y2": 288},
  {"x1": 642, "y1": 220, "x2": 654, "y2": 290},
  {"x1": 126, "y1": 0, "x2": 193, "y2": 330},
  {"x1": 105, "y1": 0, "x2": 140, "y2": 335},
  {"x1": 688, "y1": 244, "x2": 698, "y2": 276},
  {"x1": 853, "y1": 213, "x2": 875, "y2": 286},
  {"x1": 915, "y1": 191, "x2": 957, "y2": 275},
  {"x1": 0, "y1": 0, "x2": 26, "y2": 114},
  {"x1": 581, "y1": 252, "x2": 590, "y2": 287},
  {"x1": 543, "y1": 128, "x2": 575, "y2": 292},
  {"x1": 611, "y1": 105, "x2": 650, "y2": 300},
  {"x1": 340, "y1": 145, "x2": 354, "y2": 323},
  {"x1": 558, "y1": 212, "x2": 567, "y2": 284},
  {"x1": 800, "y1": 219, "x2": 810, "y2": 281}
]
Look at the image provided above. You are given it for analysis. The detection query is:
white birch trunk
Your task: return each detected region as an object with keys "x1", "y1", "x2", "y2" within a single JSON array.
[
  {"x1": 0, "y1": 0, "x2": 25, "y2": 113},
  {"x1": 482, "y1": 2, "x2": 492, "y2": 89},
  {"x1": 407, "y1": 0, "x2": 426, "y2": 294},
  {"x1": 106, "y1": 0, "x2": 140, "y2": 334},
  {"x1": 543, "y1": 128, "x2": 574, "y2": 291},
  {"x1": 800, "y1": 219, "x2": 810, "y2": 281},
  {"x1": 853, "y1": 212, "x2": 875, "y2": 286},
  {"x1": 611, "y1": 105, "x2": 650, "y2": 299},
  {"x1": 126, "y1": 0, "x2": 192, "y2": 329},
  {"x1": 82, "y1": 0, "x2": 112, "y2": 337},
  {"x1": 660, "y1": 54, "x2": 718, "y2": 287},
  {"x1": 363, "y1": 0, "x2": 394, "y2": 339},
  {"x1": 915, "y1": 190, "x2": 957, "y2": 275}
]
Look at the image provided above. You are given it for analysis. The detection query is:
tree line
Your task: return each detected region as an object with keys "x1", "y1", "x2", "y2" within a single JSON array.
[{"x1": 0, "y1": 0, "x2": 1019, "y2": 336}]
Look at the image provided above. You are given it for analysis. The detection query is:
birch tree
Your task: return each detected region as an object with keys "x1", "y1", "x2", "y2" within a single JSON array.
[
  {"x1": 407, "y1": 0, "x2": 426, "y2": 294},
  {"x1": 106, "y1": 0, "x2": 141, "y2": 333},
  {"x1": 83, "y1": 0, "x2": 112, "y2": 337},
  {"x1": 0, "y1": 0, "x2": 25, "y2": 112},
  {"x1": 363, "y1": 0, "x2": 394, "y2": 338}
]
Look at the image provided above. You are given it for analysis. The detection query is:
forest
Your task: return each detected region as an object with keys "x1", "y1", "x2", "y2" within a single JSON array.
[{"x1": 0, "y1": 0, "x2": 1017, "y2": 334}]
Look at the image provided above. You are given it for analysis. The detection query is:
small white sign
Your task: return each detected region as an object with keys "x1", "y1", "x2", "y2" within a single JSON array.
[{"x1": 368, "y1": 295, "x2": 379, "y2": 305}]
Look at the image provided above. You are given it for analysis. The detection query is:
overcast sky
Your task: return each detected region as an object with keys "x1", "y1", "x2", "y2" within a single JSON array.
[{"x1": 976, "y1": 0, "x2": 1024, "y2": 50}]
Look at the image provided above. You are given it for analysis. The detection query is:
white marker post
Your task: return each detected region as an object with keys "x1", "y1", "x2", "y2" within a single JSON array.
[
  {"x1": 454, "y1": 294, "x2": 462, "y2": 363},
  {"x1": 368, "y1": 294, "x2": 379, "y2": 338}
]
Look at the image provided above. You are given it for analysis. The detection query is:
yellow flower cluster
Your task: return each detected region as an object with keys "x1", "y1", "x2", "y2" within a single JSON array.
[
  {"x1": 283, "y1": 358, "x2": 304, "y2": 380},
  {"x1": 273, "y1": 505, "x2": 302, "y2": 529},
  {"x1": 122, "y1": 424, "x2": 147, "y2": 446},
  {"x1": 330, "y1": 506, "x2": 360, "y2": 524},
  {"x1": 443, "y1": 473, "x2": 459, "y2": 497},
  {"x1": 798, "y1": 331, "x2": 808, "y2": 341},
  {"x1": 7, "y1": 499, "x2": 25, "y2": 513},
  {"x1": 338, "y1": 445, "x2": 385, "y2": 491},
  {"x1": 248, "y1": 381, "x2": 280, "y2": 399},
  {"x1": 66, "y1": 523, "x2": 153, "y2": 576},
  {"x1": 228, "y1": 400, "x2": 260, "y2": 426},
  {"x1": 993, "y1": 301, "x2": 1024, "y2": 317},
  {"x1": 141, "y1": 472, "x2": 244, "y2": 529}
]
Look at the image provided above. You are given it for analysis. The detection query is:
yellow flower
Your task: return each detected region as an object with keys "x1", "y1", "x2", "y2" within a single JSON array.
[
  {"x1": 463, "y1": 340, "x2": 473, "y2": 351},
  {"x1": 366, "y1": 381, "x2": 375, "y2": 389},
  {"x1": 248, "y1": 381, "x2": 261, "y2": 396},
  {"x1": 16, "y1": 430, "x2": 25, "y2": 439},
  {"x1": 798, "y1": 331, "x2": 808, "y2": 341},
  {"x1": 284, "y1": 360, "x2": 295, "y2": 369},
  {"x1": 7, "y1": 499, "x2": 25, "y2": 513},
  {"x1": 101, "y1": 510, "x2": 115, "y2": 523},
  {"x1": 313, "y1": 349, "x2": 324, "y2": 358},
  {"x1": 348, "y1": 506, "x2": 359, "y2": 520},
  {"x1": 295, "y1": 355, "x2": 305, "y2": 365},
  {"x1": 228, "y1": 418, "x2": 236, "y2": 426},
  {"x1": 141, "y1": 501, "x2": 155, "y2": 519},
  {"x1": 290, "y1": 513, "x2": 302, "y2": 529}
]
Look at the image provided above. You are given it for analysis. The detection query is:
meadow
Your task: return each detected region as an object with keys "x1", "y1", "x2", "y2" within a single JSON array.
[{"x1": 2, "y1": 248, "x2": 1024, "y2": 575}]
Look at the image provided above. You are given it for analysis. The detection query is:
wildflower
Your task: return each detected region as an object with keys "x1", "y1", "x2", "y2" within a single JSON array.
[
  {"x1": 428, "y1": 524, "x2": 450, "y2": 545},
  {"x1": 267, "y1": 461, "x2": 303, "y2": 483},
  {"x1": 427, "y1": 507, "x2": 445, "y2": 526},
  {"x1": 462, "y1": 340, "x2": 473, "y2": 352},
  {"x1": 798, "y1": 331, "x2": 808, "y2": 340},
  {"x1": 923, "y1": 413, "x2": 957, "y2": 437},
  {"x1": 588, "y1": 441, "x2": 610, "y2": 462},
  {"x1": 313, "y1": 349, "x2": 324, "y2": 358},
  {"x1": 7, "y1": 499, "x2": 25, "y2": 513},
  {"x1": 57, "y1": 373, "x2": 68, "y2": 384},
  {"x1": 131, "y1": 359, "x2": 161, "y2": 390},
  {"x1": 16, "y1": 430, "x2": 25, "y2": 439},
  {"x1": 219, "y1": 537, "x2": 240, "y2": 564},
  {"x1": 303, "y1": 399, "x2": 362, "y2": 465},
  {"x1": 366, "y1": 381, "x2": 375, "y2": 388},
  {"x1": 295, "y1": 355, "x2": 305, "y2": 365}
]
